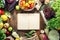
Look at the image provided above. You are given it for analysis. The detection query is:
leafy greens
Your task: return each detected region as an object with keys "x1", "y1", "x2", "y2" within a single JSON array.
[{"x1": 47, "y1": 0, "x2": 60, "y2": 29}]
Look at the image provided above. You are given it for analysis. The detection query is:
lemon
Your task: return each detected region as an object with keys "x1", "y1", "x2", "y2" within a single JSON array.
[
  {"x1": 15, "y1": 38, "x2": 20, "y2": 40},
  {"x1": 0, "y1": 22, "x2": 3, "y2": 29},
  {"x1": 1, "y1": 15, "x2": 8, "y2": 21}
]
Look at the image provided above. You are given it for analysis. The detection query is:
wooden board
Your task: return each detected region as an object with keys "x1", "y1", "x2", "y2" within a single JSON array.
[{"x1": 17, "y1": 13, "x2": 40, "y2": 30}]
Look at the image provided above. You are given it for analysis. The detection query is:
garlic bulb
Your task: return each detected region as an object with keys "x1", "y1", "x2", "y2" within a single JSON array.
[
  {"x1": 6, "y1": 36, "x2": 14, "y2": 40},
  {"x1": 4, "y1": 23, "x2": 9, "y2": 28}
]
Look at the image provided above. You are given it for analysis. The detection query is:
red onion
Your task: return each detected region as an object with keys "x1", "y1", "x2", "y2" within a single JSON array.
[
  {"x1": 6, "y1": 0, "x2": 14, "y2": 3},
  {"x1": 40, "y1": 34, "x2": 48, "y2": 40}
]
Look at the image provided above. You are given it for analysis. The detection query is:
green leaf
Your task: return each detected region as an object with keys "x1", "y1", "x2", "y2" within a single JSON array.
[
  {"x1": 0, "y1": 0, "x2": 4, "y2": 8},
  {"x1": 0, "y1": 30, "x2": 6, "y2": 40}
]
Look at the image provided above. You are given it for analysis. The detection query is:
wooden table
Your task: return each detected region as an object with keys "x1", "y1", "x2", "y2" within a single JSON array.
[{"x1": 8, "y1": 9, "x2": 46, "y2": 39}]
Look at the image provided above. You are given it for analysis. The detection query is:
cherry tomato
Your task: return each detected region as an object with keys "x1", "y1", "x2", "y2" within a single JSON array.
[
  {"x1": 25, "y1": 6, "x2": 28, "y2": 10},
  {"x1": 21, "y1": 0, "x2": 25, "y2": 1},
  {"x1": 0, "y1": 9, "x2": 4, "y2": 15},
  {"x1": 30, "y1": 3, "x2": 34, "y2": 9},
  {"x1": 0, "y1": 10, "x2": 2, "y2": 14},
  {"x1": 20, "y1": 1, "x2": 23, "y2": 6}
]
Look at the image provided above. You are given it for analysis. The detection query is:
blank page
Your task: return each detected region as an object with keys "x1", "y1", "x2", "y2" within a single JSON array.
[{"x1": 17, "y1": 13, "x2": 40, "y2": 30}]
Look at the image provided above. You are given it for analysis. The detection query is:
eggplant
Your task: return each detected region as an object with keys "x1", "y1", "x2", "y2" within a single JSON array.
[{"x1": 8, "y1": 0, "x2": 18, "y2": 12}]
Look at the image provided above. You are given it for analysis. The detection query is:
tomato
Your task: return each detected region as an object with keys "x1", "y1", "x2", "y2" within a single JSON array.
[
  {"x1": 20, "y1": 1, "x2": 25, "y2": 7},
  {"x1": 22, "y1": 1, "x2": 25, "y2": 4},
  {"x1": 1, "y1": 10, "x2": 4, "y2": 15},
  {"x1": 0, "y1": 9, "x2": 4, "y2": 15},
  {"x1": 31, "y1": 3, "x2": 34, "y2": 7},
  {"x1": 30, "y1": 3, "x2": 34, "y2": 9},
  {"x1": 21, "y1": 0, "x2": 25, "y2": 1},
  {"x1": 20, "y1": 1, "x2": 23, "y2": 6},
  {"x1": 0, "y1": 10, "x2": 2, "y2": 14},
  {"x1": 25, "y1": 6, "x2": 28, "y2": 10}
]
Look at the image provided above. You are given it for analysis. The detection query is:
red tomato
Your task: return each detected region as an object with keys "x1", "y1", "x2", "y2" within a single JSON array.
[
  {"x1": 20, "y1": 1, "x2": 23, "y2": 6},
  {"x1": 0, "y1": 10, "x2": 2, "y2": 14},
  {"x1": 0, "y1": 9, "x2": 4, "y2": 15},
  {"x1": 22, "y1": 1, "x2": 25, "y2": 4},
  {"x1": 30, "y1": 3, "x2": 34, "y2": 9},
  {"x1": 21, "y1": 0, "x2": 25, "y2": 1},
  {"x1": 20, "y1": 1, "x2": 25, "y2": 7},
  {"x1": 1, "y1": 10, "x2": 4, "y2": 15},
  {"x1": 25, "y1": 6, "x2": 28, "y2": 10}
]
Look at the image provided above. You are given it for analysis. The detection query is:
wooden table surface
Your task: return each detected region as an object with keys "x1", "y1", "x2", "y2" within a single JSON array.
[{"x1": 8, "y1": 9, "x2": 46, "y2": 39}]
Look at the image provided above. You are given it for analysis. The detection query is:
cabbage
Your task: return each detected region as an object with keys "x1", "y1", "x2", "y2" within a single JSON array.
[{"x1": 48, "y1": 30, "x2": 59, "y2": 40}]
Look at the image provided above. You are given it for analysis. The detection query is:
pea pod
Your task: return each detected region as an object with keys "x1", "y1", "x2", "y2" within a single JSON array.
[
  {"x1": 29, "y1": 30, "x2": 36, "y2": 35},
  {"x1": 25, "y1": 33, "x2": 32, "y2": 38}
]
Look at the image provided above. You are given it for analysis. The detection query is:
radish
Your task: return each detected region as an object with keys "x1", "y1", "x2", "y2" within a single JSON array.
[{"x1": 40, "y1": 30, "x2": 49, "y2": 40}]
